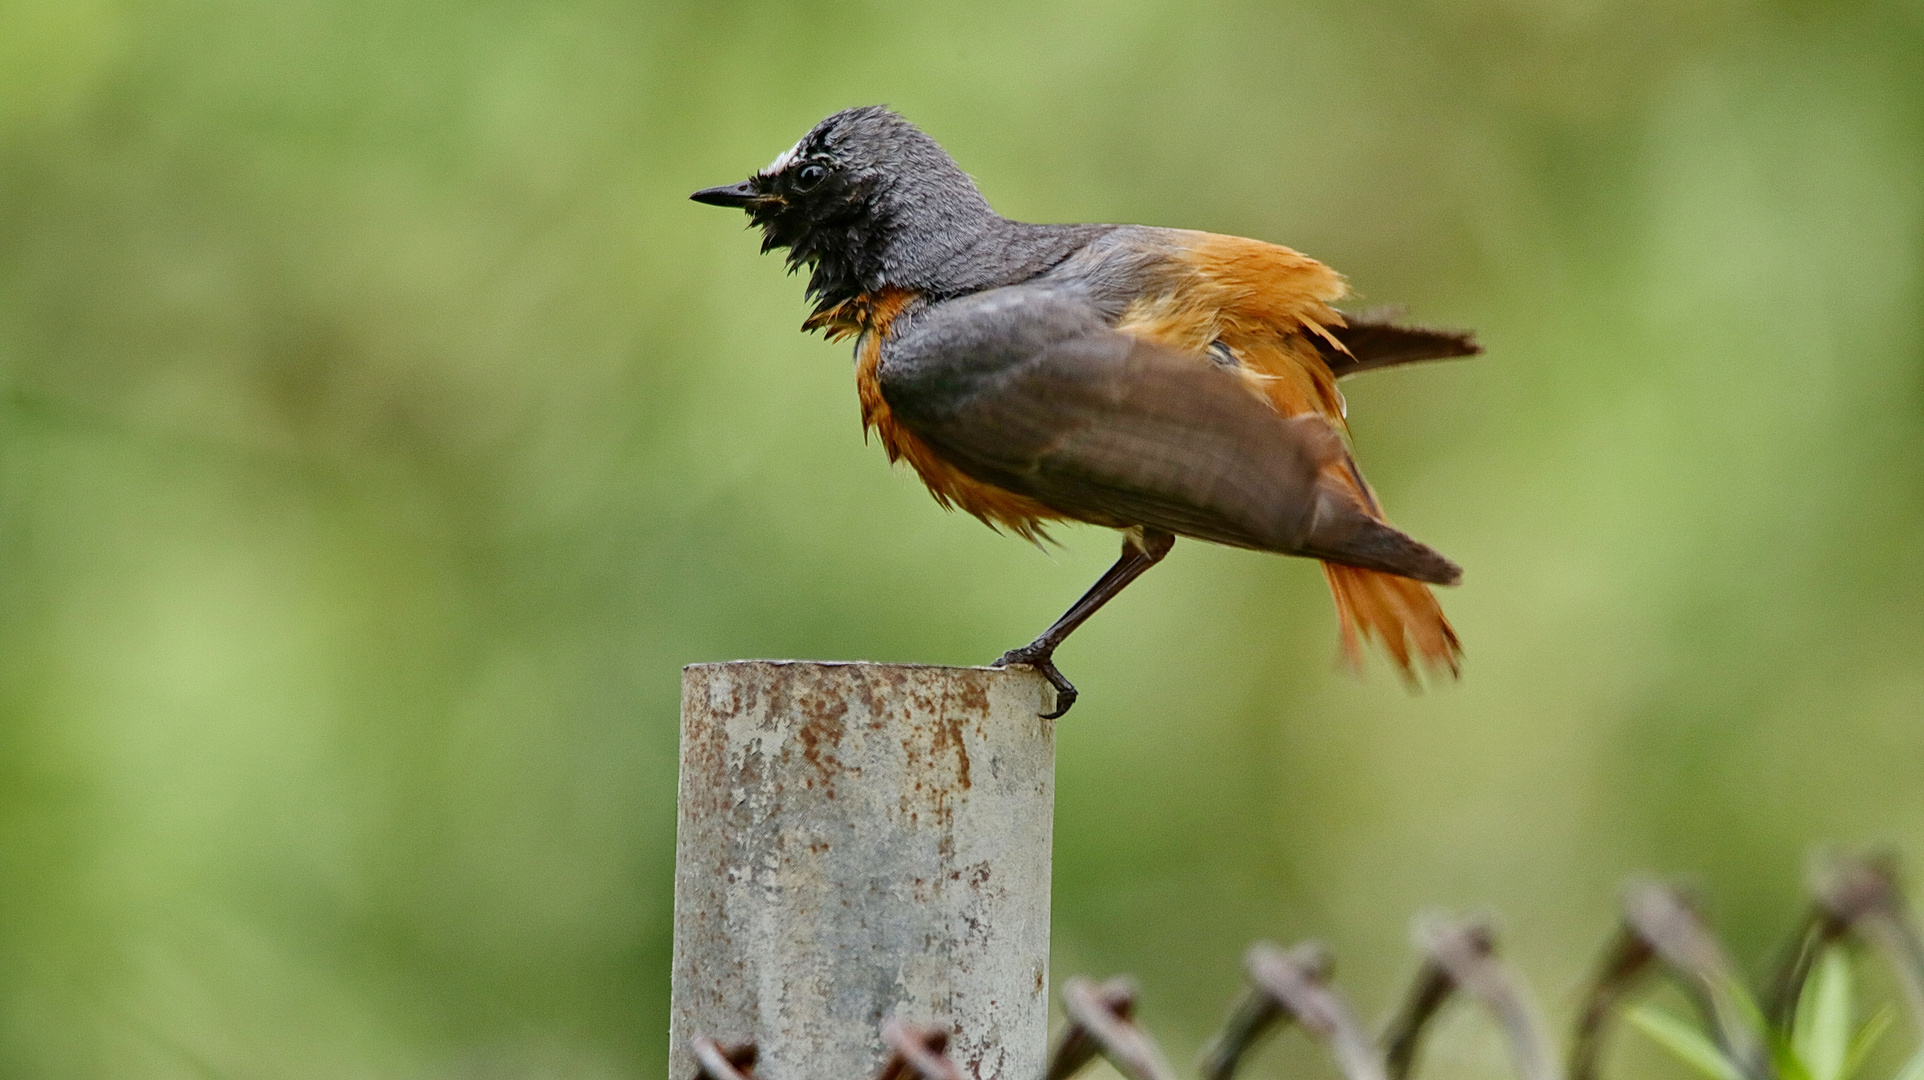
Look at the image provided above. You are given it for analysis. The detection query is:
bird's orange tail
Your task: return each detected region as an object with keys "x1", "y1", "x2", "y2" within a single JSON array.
[{"x1": 1321, "y1": 562, "x2": 1462, "y2": 682}]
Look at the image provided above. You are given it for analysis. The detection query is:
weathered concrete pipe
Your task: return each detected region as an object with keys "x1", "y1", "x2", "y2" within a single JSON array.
[{"x1": 671, "y1": 661, "x2": 1056, "y2": 1080}]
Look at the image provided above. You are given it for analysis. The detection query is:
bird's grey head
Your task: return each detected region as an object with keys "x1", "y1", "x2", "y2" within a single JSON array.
[{"x1": 691, "y1": 106, "x2": 1002, "y2": 319}]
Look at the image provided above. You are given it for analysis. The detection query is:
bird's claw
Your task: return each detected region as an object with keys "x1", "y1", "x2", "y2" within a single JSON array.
[{"x1": 991, "y1": 645, "x2": 1078, "y2": 718}]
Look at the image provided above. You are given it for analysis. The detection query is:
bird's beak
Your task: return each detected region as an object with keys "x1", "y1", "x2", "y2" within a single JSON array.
[{"x1": 690, "y1": 180, "x2": 757, "y2": 208}]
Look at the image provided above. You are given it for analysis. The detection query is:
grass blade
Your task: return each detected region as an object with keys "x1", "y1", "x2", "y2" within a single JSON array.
[
  {"x1": 1626, "y1": 1005, "x2": 1744, "y2": 1080},
  {"x1": 1795, "y1": 948, "x2": 1853, "y2": 1080},
  {"x1": 1838, "y1": 1005, "x2": 1892, "y2": 1080}
]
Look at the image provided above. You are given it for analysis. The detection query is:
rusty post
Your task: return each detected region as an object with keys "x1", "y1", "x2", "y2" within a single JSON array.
[{"x1": 670, "y1": 661, "x2": 1057, "y2": 1080}]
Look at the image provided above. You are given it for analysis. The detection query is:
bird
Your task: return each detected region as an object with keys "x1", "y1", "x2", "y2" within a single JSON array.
[{"x1": 692, "y1": 106, "x2": 1479, "y2": 718}]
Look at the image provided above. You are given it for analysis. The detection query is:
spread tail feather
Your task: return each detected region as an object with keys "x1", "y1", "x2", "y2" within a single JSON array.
[
  {"x1": 1281, "y1": 417, "x2": 1465, "y2": 680},
  {"x1": 1322, "y1": 562, "x2": 1462, "y2": 682}
]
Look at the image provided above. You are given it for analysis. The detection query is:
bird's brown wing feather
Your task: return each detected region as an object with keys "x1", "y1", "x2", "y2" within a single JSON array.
[
  {"x1": 1317, "y1": 310, "x2": 1482, "y2": 379},
  {"x1": 878, "y1": 285, "x2": 1459, "y2": 583}
]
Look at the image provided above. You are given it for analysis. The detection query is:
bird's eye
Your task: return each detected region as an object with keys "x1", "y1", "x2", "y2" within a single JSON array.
[{"x1": 794, "y1": 164, "x2": 828, "y2": 191}]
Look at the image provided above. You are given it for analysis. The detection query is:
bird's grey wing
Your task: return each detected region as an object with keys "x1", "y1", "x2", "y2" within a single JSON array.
[{"x1": 877, "y1": 284, "x2": 1341, "y2": 553}]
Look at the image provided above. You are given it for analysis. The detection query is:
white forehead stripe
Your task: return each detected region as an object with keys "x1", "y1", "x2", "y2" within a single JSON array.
[{"x1": 761, "y1": 139, "x2": 804, "y2": 177}]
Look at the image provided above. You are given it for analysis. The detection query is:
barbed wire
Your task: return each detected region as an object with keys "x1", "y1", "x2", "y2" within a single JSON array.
[{"x1": 689, "y1": 854, "x2": 1924, "y2": 1080}]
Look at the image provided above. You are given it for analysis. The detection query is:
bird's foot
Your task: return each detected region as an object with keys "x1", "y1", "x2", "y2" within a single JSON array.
[{"x1": 991, "y1": 643, "x2": 1077, "y2": 719}]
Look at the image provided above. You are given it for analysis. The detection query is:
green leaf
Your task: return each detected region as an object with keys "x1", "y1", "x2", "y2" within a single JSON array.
[
  {"x1": 1706, "y1": 972, "x2": 1784, "y2": 1079},
  {"x1": 1770, "y1": 1031, "x2": 1817, "y2": 1080},
  {"x1": 1794, "y1": 948, "x2": 1854, "y2": 1080},
  {"x1": 1838, "y1": 1005, "x2": 1892, "y2": 1080},
  {"x1": 1627, "y1": 1005, "x2": 1744, "y2": 1080}
]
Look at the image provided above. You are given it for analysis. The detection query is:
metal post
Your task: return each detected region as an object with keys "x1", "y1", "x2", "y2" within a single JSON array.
[{"x1": 670, "y1": 661, "x2": 1056, "y2": 1080}]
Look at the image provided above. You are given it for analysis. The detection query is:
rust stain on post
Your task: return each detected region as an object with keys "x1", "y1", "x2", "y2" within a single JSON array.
[{"x1": 670, "y1": 661, "x2": 1055, "y2": 1080}]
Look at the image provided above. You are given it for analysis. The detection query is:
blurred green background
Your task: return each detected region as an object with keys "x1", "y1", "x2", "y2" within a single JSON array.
[{"x1": 4, "y1": 0, "x2": 1923, "y2": 1076}]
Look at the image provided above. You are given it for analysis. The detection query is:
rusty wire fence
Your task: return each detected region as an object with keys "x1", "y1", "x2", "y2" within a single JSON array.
[{"x1": 688, "y1": 855, "x2": 1924, "y2": 1080}]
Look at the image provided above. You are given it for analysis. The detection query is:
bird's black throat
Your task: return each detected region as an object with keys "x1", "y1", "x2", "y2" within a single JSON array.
[{"x1": 745, "y1": 173, "x2": 897, "y2": 327}]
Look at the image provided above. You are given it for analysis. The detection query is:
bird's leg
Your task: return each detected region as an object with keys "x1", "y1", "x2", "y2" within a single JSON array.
[{"x1": 992, "y1": 528, "x2": 1175, "y2": 718}]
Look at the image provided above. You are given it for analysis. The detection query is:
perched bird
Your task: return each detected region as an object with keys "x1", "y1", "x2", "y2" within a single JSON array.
[{"x1": 693, "y1": 106, "x2": 1478, "y2": 717}]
